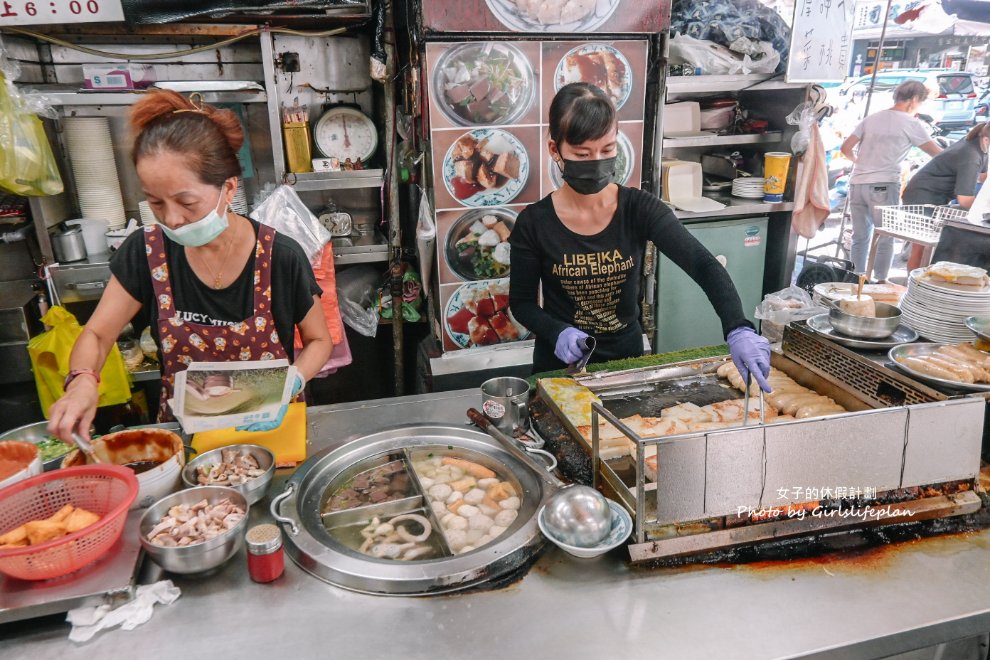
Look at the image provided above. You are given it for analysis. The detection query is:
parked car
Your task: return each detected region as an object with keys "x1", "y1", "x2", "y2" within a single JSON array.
[
  {"x1": 836, "y1": 69, "x2": 978, "y2": 130},
  {"x1": 975, "y1": 87, "x2": 989, "y2": 123}
]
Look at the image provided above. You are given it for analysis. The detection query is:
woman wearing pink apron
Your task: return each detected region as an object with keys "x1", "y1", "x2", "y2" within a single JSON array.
[{"x1": 48, "y1": 90, "x2": 332, "y2": 441}]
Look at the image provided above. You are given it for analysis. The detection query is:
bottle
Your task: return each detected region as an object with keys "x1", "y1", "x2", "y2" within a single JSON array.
[{"x1": 246, "y1": 524, "x2": 284, "y2": 583}]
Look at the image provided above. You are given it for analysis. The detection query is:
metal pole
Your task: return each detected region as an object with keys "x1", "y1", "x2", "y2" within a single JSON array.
[{"x1": 383, "y1": 8, "x2": 404, "y2": 397}]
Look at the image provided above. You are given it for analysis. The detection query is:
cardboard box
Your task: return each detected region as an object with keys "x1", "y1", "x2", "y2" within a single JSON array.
[{"x1": 82, "y1": 64, "x2": 157, "y2": 90}]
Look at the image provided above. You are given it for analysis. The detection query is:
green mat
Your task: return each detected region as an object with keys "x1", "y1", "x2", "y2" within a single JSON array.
[{"x1": 528, "y1": 344, "x2": 729, "y2": 387}]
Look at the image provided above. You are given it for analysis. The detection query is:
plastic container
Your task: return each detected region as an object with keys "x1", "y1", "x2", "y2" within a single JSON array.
[
  {"x1": 0, "y1": 465, "x2": 138, "y2": 580},
  {"x1": 75, "y1": 218, "x2": 111, "y2": 257}
]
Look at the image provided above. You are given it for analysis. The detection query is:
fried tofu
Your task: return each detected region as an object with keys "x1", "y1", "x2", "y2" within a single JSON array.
[{"x1": 492, "y1": 151, "x2": 520, "y2": 180}]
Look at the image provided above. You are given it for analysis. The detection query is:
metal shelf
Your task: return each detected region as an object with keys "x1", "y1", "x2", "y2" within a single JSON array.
[
  {"x1": 662, "y1": 131, "x2": 783, "y2": 149},
  {"x1": 290, "y1": 170, "x2": 385, "y2": 192},
  {"x1": 665, "y1": 74, "x2": 804, "y2": 95},
  {"x1": 671, "y1": 196, "x2": 794, "y2": 220},
  {"x1": 332, "y1": 240, "x2": 389, "y2": 265},
  {"x1": 36, "y1": 85, "x2": 268, "y2": 106}
]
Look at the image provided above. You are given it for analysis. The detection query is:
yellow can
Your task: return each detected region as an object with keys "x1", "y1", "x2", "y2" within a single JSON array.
[{"x1": 763, "y1": 152, "x2": 792, "y2": 202}]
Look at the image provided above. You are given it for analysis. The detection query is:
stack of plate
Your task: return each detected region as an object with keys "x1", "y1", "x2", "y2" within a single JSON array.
[
  {"x1": 63, "y1": 118, "x2": 127, "y2": 229},
  {"x1": 732, "y1": 177, "x2": 765, "y2": 199},
  {"x1": 900, "y1": 268, "x2": 990, "y2": 342}
]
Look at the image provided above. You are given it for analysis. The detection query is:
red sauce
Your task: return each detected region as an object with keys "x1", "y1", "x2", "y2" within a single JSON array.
[
  {"x1": 447, "y1": 307, "x2": 474, "y2": 335},
  {"x1": 450, "y1": 176, "x2": 483, "y2": 200},
  {"x1": 0, "y1": 441, "x2": 37, "y2": 480}
]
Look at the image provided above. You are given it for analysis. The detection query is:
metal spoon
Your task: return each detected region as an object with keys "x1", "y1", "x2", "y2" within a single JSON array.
[{"x1": 71, "y1": 432, "x2": 104, "y2": 464}]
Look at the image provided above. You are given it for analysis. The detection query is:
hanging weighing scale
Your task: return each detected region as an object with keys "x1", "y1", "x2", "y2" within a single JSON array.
[{"x1": 312, "y1": 105, "x2": 378, "y2": 164}]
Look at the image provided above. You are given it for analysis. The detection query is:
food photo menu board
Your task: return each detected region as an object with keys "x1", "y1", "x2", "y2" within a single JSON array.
[
  {"x1": 420, "y1": 0, "x2": 670, "y2": 34},
  {"x1": 427, "y1": 39, "x2": 649, "y2": 352}
]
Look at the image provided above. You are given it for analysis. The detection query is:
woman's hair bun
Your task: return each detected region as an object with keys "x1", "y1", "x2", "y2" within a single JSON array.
[{"x1": 130, "y1": 89, "x2": 244, "y2": 153}]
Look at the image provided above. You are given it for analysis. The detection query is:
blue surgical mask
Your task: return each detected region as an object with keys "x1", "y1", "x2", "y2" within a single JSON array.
[{"x1": 160, "y1": 189, "x2": 229, "y2": 247}]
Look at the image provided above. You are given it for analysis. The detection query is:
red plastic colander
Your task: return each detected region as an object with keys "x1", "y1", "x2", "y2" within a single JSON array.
[{"x1": 0, "y1": 465, "x2": 138, "y2": 580}]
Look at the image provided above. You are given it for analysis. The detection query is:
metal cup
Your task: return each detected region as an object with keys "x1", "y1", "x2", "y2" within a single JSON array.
[{"x1": 480, "y1": 376, "x2": 530, "y2": 434}]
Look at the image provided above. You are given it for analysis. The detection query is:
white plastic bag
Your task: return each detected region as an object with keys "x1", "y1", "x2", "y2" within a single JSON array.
[
  {"x1": 786, "y1": 102, "x2": 818, "y2": 156},
  {"x1": 415, "y1": 188, "x2": 436, "y2": 298},
  {"x1": 250, "y1": 185, "x2": 331, "y2": 266},
  {"x1": 728, "y1": 37, "x2": 780, "y2": 74},
  {"x1": 754, "y1": 286, "x2": 827, "y2": 343},
  {"x1": 668, "y1": 34, "x2": 744, "y2": 75}
]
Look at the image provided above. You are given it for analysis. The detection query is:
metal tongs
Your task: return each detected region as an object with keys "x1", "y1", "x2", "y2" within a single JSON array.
[
  {"x1": 565, "y1": 336, "x2": 597, "y2": 375},
  {"x1": 741, "y1": 371, "x2": 766, "y2": 427},
  {"x1": 71, "y1": 431, "x2": 104, "y2": 464}
]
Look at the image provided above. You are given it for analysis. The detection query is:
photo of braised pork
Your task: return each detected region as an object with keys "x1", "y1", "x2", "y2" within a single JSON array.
[
  {"x1": 556, "y1": 44, "x2": 630, "y2": 107},
  {"x1": 448, "y1": 132, "x2": 524, "y2": 202}
]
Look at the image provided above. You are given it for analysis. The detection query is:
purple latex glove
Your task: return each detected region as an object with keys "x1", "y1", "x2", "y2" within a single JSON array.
[
  {"x1": 727, "y1": 327, "x2": 771, "y2": 393},
  {"x1": 555, "y1": 327, "x2": 590, "y2": 364}
]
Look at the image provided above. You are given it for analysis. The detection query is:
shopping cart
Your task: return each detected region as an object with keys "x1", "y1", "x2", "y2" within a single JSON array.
[{"x1": 865, "y1": 204, "x2": 970, "y2": 279}]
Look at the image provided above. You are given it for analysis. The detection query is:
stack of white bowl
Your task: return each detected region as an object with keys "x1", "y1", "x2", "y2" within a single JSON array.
[
  {"x1": 138, "y1": 201, "x2": 157, "y2": 226},
  {"x1": 230, "y1": 179, "x2": 249, "y2": 216},
  {"x1": 63, "y1": 117, "x2": 127, "y2": 230}
]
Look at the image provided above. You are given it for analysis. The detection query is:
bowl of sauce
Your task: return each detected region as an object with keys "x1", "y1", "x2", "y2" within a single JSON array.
[
  {"x1": 63, "y1": 428, "x2": 185, "y2": 509},
  {"x1": 0, "y1": 441, "x2": 42, "y2": 490}
]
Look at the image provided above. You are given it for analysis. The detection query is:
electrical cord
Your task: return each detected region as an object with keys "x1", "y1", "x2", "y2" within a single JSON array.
[{"x1": 1, "y1": 25, "x2": 354, "y2": 61}]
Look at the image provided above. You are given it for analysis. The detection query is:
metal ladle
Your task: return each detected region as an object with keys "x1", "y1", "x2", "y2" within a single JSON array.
[{"x1": 71, "y1": 431, "x2": 105, "y2": 464}]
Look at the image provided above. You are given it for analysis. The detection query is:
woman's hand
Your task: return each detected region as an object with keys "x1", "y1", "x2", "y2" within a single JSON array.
[
  {"x1": 47, "y1": 377, "x2": 100, "y2": 443},
  {"x1": 555, "y1": 327, "x2": 590, "y2": 364},
  {"x1": 726, "y1": 327, "x2": 772, "y2": 393}
]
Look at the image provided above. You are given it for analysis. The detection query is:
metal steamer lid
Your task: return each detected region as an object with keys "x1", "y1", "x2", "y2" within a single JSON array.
[{"x1": 272, "y1": 425, "x2": 550, "y2": 596}]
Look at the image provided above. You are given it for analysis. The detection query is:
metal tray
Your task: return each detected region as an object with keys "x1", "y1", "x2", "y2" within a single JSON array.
[
  {"x1": 888, "y1": 343, "x2": 990, "y2": 393},
  {"x1": 806, "y1": 314, "x2": 919, "y2": 351}
]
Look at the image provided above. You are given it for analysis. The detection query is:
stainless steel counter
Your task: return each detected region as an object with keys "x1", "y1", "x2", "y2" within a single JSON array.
[{"x1": 2, "y1": 389, "x2": 989, "y2": 659}]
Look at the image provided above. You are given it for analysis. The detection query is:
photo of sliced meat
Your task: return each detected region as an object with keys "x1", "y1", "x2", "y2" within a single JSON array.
[
  {"x1": 554, "y1": 43, "x2": 632, "y2": 108},
  {"x1": 432, "y1": 42, "x2": 535, "y2": 127},
  {"x1": 443, "y1": 279, "x2": 530, "y2": 349}
]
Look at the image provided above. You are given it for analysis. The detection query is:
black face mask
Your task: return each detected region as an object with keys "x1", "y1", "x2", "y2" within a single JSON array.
[{"x1": 559, "y1": 157, "x2": 617, "y2": 195}]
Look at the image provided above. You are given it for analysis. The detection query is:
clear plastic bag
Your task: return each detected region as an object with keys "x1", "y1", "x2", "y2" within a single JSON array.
[
  {"x1": 0, "y1": 72, "x2": 64, "y2": 197},
  {"x1": 335, "y1": 265, "x2": 381, "y2": 337},
  {"x1": 786, "y1": 102, "x2": 818, "y2": 156},
  {"x1": 754, "y1": 286, "x2": 827, "y2": 343},
  {"x1": 250, "y1": 184, "x2": 331, "y2": 266}
]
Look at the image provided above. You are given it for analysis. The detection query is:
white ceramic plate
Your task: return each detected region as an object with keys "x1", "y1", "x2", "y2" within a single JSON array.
[
  {"x1": 553, "y1": 43, "x2": 633, "y2": 110},
  {"x1": 443, "y1": 279, "x2": 529, "y2": 349},
  {"x1": 484, "y1": 0, "x2": 621, "y2": 33}
]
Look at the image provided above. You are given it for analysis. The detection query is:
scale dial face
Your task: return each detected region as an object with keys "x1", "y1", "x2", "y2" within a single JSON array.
[{"x1": 313, "y1": 106, "x2": 378, "y2": 162}]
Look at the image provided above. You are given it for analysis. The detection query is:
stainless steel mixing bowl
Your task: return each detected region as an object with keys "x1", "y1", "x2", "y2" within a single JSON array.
[
  {"x1": 541, "y1": 485, "x2": 612, "y2": 548},
  {"x1": 139, "y1": 486, "x2": 248, "y2": 574},
  {"x1": 828, "y1": 301, "x2": 902, "y2": 339},
  {"x1": 181, "y1": 444, "x2": 274, "y2": 506}
]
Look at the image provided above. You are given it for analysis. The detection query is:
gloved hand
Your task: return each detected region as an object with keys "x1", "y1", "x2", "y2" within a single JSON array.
[
  {"x1": 727, "y1": 327, "x2": 772, "y2": 393},
  {"x1": 555, "y1": 327, "x2": 590, "y2": 364},
  {"x1": 236, "y1": 375, "x2": 304, "y2": 432}
]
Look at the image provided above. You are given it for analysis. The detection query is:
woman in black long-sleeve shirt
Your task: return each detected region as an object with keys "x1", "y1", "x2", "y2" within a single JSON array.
[{"x1": 509, "y1": 83, "x2": 771, "y2": 389}]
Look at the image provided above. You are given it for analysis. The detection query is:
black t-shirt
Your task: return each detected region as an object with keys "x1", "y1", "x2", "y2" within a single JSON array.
[
  {"x1": 508, "y1": 186, "x2": 750, "y2": 371},
  {"x1": 903, "y1": 138, "x2": 987, "y2": 205},
  {"x1": 110, "y1": 219, "x2": 321, "y2": 361}
]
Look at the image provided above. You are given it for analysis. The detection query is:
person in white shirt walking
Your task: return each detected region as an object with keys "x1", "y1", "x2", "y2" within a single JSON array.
[{"x1": 840, "y1": 80, "x2": 943, "y2": 282}]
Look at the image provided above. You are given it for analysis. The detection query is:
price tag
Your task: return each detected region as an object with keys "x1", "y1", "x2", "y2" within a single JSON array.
[{"x1": 0, "y1": 0, "x2": 123, "y2": 26}]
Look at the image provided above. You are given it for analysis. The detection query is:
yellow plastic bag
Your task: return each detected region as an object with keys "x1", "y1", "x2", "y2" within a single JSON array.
[
  {"x1": 0, "y1": 73, "x2": 63, "y2": 197},
  {"x1": 28, "y1": 306, "x2": 131, "y2": 417}
]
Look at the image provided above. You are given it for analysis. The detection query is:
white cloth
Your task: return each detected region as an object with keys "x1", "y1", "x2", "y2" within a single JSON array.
[{"x1": 67, "y1": 580, "x2": 181, "y2": 643}]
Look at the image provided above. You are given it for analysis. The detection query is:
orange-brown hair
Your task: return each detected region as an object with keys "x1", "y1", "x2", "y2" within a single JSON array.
[
  {"x1": 130, "y1": 90, "x2": 243, "y2": 187},
  {"x1": 965, "y1": 121, "x2": 990, "y2": 143}
]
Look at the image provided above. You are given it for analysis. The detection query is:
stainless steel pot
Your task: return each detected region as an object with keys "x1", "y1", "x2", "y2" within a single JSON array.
[
  {"x1": 827, "y1": 300, "x2": 902, "y2": 339},
  {"x1": 51, "y1": 225, "x2": 87, "y2": 262}
]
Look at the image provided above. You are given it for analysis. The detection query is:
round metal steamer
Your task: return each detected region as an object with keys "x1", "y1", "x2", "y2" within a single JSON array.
[{"x1": 272, "y1": 425, "x2": 550, "y2": 595}]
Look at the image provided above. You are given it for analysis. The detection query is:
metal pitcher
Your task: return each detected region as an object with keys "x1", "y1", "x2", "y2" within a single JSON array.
[{"x1": 480, "y1": 376, "x2": 530, "y2": 434}]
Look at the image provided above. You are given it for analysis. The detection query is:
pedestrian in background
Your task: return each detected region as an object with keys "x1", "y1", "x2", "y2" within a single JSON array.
[{"x1": 840, "y1": 80, "x2": 943, "y2": 282}]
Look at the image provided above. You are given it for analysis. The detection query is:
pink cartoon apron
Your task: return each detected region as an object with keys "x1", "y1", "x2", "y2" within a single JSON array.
[{"x1": 145, "y1": 223, "x2": 288, "y2": 422}]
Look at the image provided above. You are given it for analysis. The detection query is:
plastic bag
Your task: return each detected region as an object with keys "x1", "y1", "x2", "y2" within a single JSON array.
[
  {"x1": 670, "y1": 0, "x2": 790, "y2": 73},
  {"x1": 668, "y1": 35, "x2": 745, "y2": 75},
  {"x1": 293, "y1": 241, "x2": 352, "y2": 376},
  {"x1": 335, "y1": 265, "x2": 381, "y2": 337},
  {"x1": 27, "y1": 306, "x2": 132, "y2": 417},
  {"x1": 727, "y1": 37, "x2": 779, "y2": 75},
  {"x1": 0, "y1": 72, "x2": 64, "y2": 196},
  {"x1": 250, "y1": 184, "x2": 331, "y2": 267},
  {"x1": 754, "y1": 286, "x2": 827, "y2": 343},
  {"x1": 786, "y1": 102, "x2": 818, "y2": 156},
  {"x1": 415, "y1": 189, "x2": 436, "y2": 297}
]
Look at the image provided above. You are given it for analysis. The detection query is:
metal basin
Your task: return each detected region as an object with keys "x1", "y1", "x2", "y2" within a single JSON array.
[
  {"x1": 0, "y1": 421, "x2": 70, "y2": 471},
  {"x1": 829, "y1": 301, "x2": 901, "y2": 339},
  {"x1": 270, "y1": 424, "x2": 550, "y2": 596}
]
